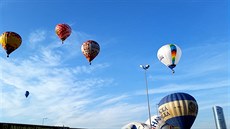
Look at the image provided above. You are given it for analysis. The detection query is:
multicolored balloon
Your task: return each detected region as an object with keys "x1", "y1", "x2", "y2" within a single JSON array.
[
  {"x1": 145, "y1": 115, "x2": 178, "y2": 129},
  {"x1": 158, "y1": 92, "x2": 198, "y2": 129},
  {"x1": 157, "y1": 44, "x2": 182, "y2": 73},
  {"x1": 0, "y1": 31, "x2": 22, "y2": 57},
  {"x1": 55, "y1": 23, "x2": 72, "y2": 44},
  {"x1": 81, "y1": 40, "x2": 100, "y2": 65},
  {"x1": 122, "y1": 122, "x2": 151, "y2": 129}
]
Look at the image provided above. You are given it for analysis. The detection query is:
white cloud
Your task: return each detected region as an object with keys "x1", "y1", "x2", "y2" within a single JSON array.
[
  {"x1": 147, "y1": 80, "x2": 229, "y2": 94},
  {"x1": 0, "y1": 52, "x2": 122, "y2": 128},
  {"x1": 29, "y1": 30, "x2": 46, "y2": 44},
  {"x1": 100, "y1": 94, "x2": 129, "y2": 106},
  {"x1": 71, "y1": 63, "x2": 110, "y2": 74},
  {"x1": 61, "y1": 103, "x2": 147, "y2": 128},
  {"x1": 0, "y1": 29, "x2": 146, "y2": 129},
  {"x1": 133, "y1": 79, "x2": 228, "y2": 98}
]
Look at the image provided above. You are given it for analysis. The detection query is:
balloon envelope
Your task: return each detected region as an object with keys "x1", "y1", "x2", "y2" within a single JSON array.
[
  {"x1": 25, "y1": 91, "x2": 29, "y2": 98},
  {"x1": 157, "y1": 44, "x2": 182, "y2": 73},
  {"x1": 81, "y1": 40, "x2": 100, "y2": 65},
  {"x1": 122, "y1": 122, "x2": 151, "y2": 129},
  {"x1": 0, "y1": 31, "x2": 22, "y2": 57},
  {"x1": 158, "y1": 92, "x2": 198, "y2": 129},
  {"x1": 55, "y1": 23, "x2": 71, "y2": 43}
]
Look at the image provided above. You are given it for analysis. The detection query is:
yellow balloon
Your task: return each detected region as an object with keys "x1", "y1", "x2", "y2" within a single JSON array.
[{"x1": 0, "y1": 31, "x2": 22, "y2": 57}]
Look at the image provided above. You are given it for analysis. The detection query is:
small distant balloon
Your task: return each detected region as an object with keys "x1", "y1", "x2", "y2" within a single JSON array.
[
  {"x1": 55, "y1": 23, "x2": 72, "y2": 44},
  {"x1": 81, "y1": 40, "x2": 100, "y2": 65},
  {"x1": 0, "y1": 31, "x2": 22, "y2": 57},
  {"x1": 157, "y1": 44, "x2": 182, "y2": 73},
  {"x1": 25, "y1": 91, "x2": 29, "y2": 98}
]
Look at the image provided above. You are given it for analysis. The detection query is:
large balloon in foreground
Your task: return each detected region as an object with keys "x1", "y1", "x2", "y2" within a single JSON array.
[
  {"x1": 122, "y1": 122, "x2": 150, "y2": 129},
  {"x1": 81, "y1": 40, "x2": 100, "y2": 65},
  {"x1": 157, "y1": 44, "x2": 182, "y2": 73},
  {"x1": 158, "y1": 92, "x2": 198, "y2": 129},
  {"x1": 145, "y1": 115, "x2": 178, "y2": 129},
  {"x1": 55, "y1": 23, "x2": 72, "y2": 44},
  {"x1": 25, "y1": 91, "x2": 29, "y2": 98},
  {"x1": 0, "y1": 31, "x2": 22, "y2": 57}
]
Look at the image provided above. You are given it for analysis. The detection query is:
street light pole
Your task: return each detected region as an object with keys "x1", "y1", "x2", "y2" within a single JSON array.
[{"x1": 140, "y1": 64, "x2": 152, "y2": 128}]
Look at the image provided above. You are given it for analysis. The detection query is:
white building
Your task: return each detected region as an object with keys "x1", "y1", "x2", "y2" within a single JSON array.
[{"x1": 212, "y1": 106, "x2": 227, "y2": 129}]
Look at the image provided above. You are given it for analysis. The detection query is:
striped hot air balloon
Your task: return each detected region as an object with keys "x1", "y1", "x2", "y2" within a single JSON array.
[
  {"x1": 55, "y1": 23, "x2": 71, "y2": 44},
  {"x1": 158, "y1": 92, "x2": 198, "y2": 129},
  {"x1": 157, "y1": 44, "x2": 182, "y2": 73},
  {"x1": 0, "y1": 31, "x2": 22, "y2": 57}
]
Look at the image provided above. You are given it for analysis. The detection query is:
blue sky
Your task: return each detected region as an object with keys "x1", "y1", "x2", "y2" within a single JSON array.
[{"x1": 0, "y1": 0, "x2": 229, "y2": 129}]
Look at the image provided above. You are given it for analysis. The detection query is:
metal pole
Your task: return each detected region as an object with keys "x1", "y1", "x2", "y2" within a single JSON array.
[
  {"x1": 156, "y1": 104, "x2": 159, "y2": 115},
  {"x1": 140, "y1": 65, "x2": 152, "y2": 128}
]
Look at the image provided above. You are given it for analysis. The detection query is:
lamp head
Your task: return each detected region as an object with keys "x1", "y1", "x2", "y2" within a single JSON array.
[{"x1": 140, "y1": 64, "x2": 150, "y2": 70}]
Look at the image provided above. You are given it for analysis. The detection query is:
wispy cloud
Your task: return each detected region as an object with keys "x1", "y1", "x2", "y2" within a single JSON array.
[
  {"x1": 99, "y1": 94, "x2": 129, "y2": 106},
  {"x1": 0, "y1": 28, "x2": 146, "y2": 129},
  {"x1": 0, "y1": 52, "x2": 120, "y2": 128},
  {"x1": 29, "y1": 30, "x2": 46, "y2": 44},
  {"x1": 146, "y1": 80, "x2": 229, "y2": 95},
  {"x1": 0, "y1": 54, "x2": 147, "y2": 128},
  {"x1": 63, "y1": 103, "x2": 147, "y2": 128}
]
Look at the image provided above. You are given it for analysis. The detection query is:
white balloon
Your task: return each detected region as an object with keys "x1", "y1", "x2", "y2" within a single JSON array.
[
  {"x1": 122, "y1": 122, "x2": 151, "y2": 129},
  {"x1": 157, "y1": 44, "x2": 182, "y2": 73},
  {"x1": 145, "y1": 115, "x2": 175, "y2": 129}
]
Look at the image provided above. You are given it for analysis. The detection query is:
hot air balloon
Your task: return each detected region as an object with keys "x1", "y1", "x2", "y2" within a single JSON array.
[
  {"x1": 55, "y1": 23, "x2": 71, "y2": 44},
  {"x1": 158, "y1": 92, "x2": 198, "y2": 129},
  {"x1": 81, "y1": 40, "x2": 100, "y2": 65},
  {"x1": 122, "y1": 122, "x2": 151, "y2": 129},
  {"x1": 25, "y1": 91, "x2": 29, "y2": 98},
  {"x1": 157, "y1": 44, "x2": 182, "y2": 73},
  {"x1": 0, "y1": 31, "x2": 22, "y2": 57},
  {"x1": 145, "y1": 115, "x2": 178, "y2": 129}
]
